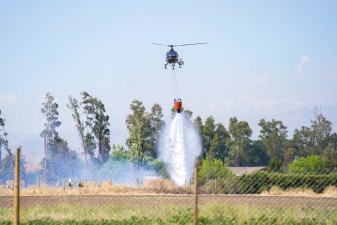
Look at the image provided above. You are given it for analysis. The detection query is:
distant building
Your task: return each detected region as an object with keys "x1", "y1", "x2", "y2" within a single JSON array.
[{"x1": 228, "y1": 167, "x2": 267, "y2": 176}]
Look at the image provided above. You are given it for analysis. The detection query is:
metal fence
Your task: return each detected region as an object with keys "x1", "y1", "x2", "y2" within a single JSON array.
[{"x1": 1, "y1": 149, "x2": 337, "y2": 225}]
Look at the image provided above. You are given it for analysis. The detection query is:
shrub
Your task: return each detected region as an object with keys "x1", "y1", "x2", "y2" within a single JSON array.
[
  {"x1": 238, "y1": 172, "x2": 337, "y2": 194},
  {"x1": 288, "y1": 155, "x2": 328, "y2": 174},
  {"x1": 198, "y1": 159, "x2": 235, "y2": 185}
]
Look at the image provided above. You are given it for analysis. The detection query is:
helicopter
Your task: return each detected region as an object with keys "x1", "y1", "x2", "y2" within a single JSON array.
[{"x1": 152, "y1": 43, "x2": 207, "y2": 70}]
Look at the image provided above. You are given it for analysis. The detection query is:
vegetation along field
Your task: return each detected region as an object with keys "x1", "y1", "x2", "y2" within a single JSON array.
[{"x1": 1, "y1": 194, "x2": 337, "y2": 224}]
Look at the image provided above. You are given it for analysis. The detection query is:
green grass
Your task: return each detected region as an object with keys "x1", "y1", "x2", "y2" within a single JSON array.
[{"x1": 1, "y1": 204, "x2": 336, "y2": 225}]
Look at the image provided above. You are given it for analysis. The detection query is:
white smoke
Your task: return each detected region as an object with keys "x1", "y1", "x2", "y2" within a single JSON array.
[{"x1": 157, "y1": 113, "x2": 202, "y2": 186}]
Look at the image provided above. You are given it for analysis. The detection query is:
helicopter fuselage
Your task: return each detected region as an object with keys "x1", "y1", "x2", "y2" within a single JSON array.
[
  {"x1": 166, "y1": 49, "x2": 179, "y2": 63},
  {"x1": 165, "y1": 49, "x2": 183, "y2": 69}
]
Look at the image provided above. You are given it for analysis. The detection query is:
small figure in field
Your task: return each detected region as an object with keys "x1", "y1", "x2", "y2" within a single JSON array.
[
  {"x1": 77, "y1": 180, "x2": 84, "y2": 188},
  {"x1": 68, "y1": 178, "x2": 73, "y2": 188}
]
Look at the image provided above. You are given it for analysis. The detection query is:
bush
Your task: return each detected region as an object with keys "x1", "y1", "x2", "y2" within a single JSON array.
[
  {"x1": 238, "y1": 172, "x2": 337, "y2": 194},
  {"x1": 288, "y1": 155, "x2": 328, "y2": 174},
  {"x1": 198, "y1": 159, "x2": 235, "y2": 185},
  {"x1": 202, "y1": 176, "x2": 240, "y2": 194}
]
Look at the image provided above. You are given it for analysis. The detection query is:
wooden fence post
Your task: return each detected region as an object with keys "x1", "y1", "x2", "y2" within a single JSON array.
[
  {"x1": 136, "y1": 177, "x2": 139, "y2": 190},
  {"x1": 63, "y1": 179, "x2": 66, "y2": 193},
  {"x1": 194, "y1": 161, "x2": 199, "y2": 225},
  {"x1": 13, "y1": 147, "x2": 20, "y2": 225}
]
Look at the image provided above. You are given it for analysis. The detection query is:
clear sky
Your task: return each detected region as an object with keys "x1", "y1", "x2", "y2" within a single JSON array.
[{"x1": 1, "y1": 1, "x2": 337, "y2": 162}]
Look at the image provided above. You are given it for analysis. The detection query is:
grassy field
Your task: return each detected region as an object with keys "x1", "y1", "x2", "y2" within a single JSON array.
[
  {"x1": 1, "y1": 194, "x2": 337, "y2": 224},
  {"x1": 1, "y1": 181, "x2": 337, "y2": 224}
]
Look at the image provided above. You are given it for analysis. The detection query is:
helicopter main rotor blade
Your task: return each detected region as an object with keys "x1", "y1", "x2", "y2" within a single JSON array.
[
  {"x1": 152, "y1": 43, "x2": 171, "y2": 47},
  {"x1": 174, "y1": 42, "x2": 208, "y2": 47}
]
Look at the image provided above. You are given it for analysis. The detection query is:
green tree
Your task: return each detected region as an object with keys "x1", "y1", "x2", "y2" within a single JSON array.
[
  {"x1": 249, "y1": 140, "x2": 269, "y2": 166},
  {"x1": 198, "y1": 158, "x2": 234, "y2": 185},
  {"x1": 41, "y1": 93, "x2": 81, "y2": 184},
  {"x1": 288, "y1": 155, "x2": 328, "y2": 174},
  {"x1": 0, "y1": 110, "x2": 5, "y2": 166},
  {"x1": 329, "y1": 132, "x2": 337, "y2": 150},
  {"x1": 202, "y1": 116, "x2": 215, "y2": 159},
  {"x1": 67, "y1": 95, "x2": 89, "y2": 167},
  {"x1": 126, "y1": 100, "x2": 146, "y2": 162},
  {"x1": 282, "y1": 140, "x2": 296, "y2": 171},
  {"x1": 311, "y1": 107, "x2": 332, "y2": 155},
  {"x1": 40, "y1": 93, "x2": 61, "y2": 183},
  {"x1": 325, "y1": 132, "x2": 337, "y2": 171},
  {"x1": 0, "y1": 153, "x2": 27, "y2": 184},
  {"x1": 81, "y1": 91, "x2": 111, "y2": 164},
  {"x1": 209, "y1": 123, "x2": 229, "y2": 162},
  {"x1": 194, "y1": 116, "x2": 204, "y2": 132},
  {"x1": 126, "y1": 100, "x2": 164, "y2": 162},
  {"x1": 226, "y1": 117, "x2": 252, "y2": 166},
  {"x1": 268, "y1": 157, "x2": 282, "y2": 172},
  {"x1": 40, "y1": 138, "x2": 81, "y2": 184},
  {"x1": 194, "y1": 116, "x2": 204, "y2": 146},
  {"x1": 145, "y1": 103, "x2": 164, "y2": 158},
  {"x1": 292, "y1": 108, "x2": 333, "y2": 158},
  {"x1": 293, "y1": 126, "x2": 314, "y2": 157},
  {"x1": 258, "y1": 119, "x2": 288, "y2": 161},
  {"x1": 0, "y1": 110, "x2": 12, "y2": 162},
  {"x1": 111, "y1": 144, "x2": 129, "y2": 161}
]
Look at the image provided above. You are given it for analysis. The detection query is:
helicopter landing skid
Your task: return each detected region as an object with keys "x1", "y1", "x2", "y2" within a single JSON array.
[{"x1": 164, "y1": 63, "x2": 176, "y2": 70}]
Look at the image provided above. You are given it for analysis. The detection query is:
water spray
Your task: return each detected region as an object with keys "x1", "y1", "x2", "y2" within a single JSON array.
[{"x1": 158, "y1": 113, "x2": 202, "y2": 186}]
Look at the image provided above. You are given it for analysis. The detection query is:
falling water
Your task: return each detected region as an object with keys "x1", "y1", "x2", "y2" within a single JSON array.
[{"x1": 158, "y1": 113, "x2": 202, "y2": 186}]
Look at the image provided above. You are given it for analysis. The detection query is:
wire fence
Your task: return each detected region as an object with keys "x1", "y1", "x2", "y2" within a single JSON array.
[{"x1": 1, "y1": 150, "x2": 337, "y2": 225}]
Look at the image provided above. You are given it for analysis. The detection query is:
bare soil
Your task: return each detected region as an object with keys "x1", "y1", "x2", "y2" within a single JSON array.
[{"x1": 1, "y1": 194, "x2": 336, "y2": 210}]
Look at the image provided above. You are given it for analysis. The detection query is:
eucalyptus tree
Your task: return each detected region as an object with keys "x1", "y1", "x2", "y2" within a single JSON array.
[
  {"x1": 293, "y1": 126, "x2": 314, "y2": 157},
  {"x1": 202, "y1": 116, "x2": 215, "y2": 159},
  {"x1": 194, "y1": 116, "x2": 204, "y2": 133},
  {"x1": 325, "y1": 132, "x2": 337, "y2": 170},
  {"x1": 147, "y1": 103, "x2": 164, "y2": 157},
  {"x1": 41, "y1": 93, "x2": 80, "y2": 184},
  {"x1": 0, "y1": 110, "x2": 15, "y2": 181},
  {"x1": 81, "y1": 91, "x2": 111, "y2": 164},
  {"x1": 311, "y1": 107, "x2": 332, "y2": 155},
  {"x1": 258, "y1": 119, "x2": 288, "y2": 162},
  {"x1": 126, "y1": 100, "x2": 165, "y2": 162},
  {"x1": 0, "y1": 110, "x2": 12, "y2": 159},
  {"x1": 67, "y1": 95, "x2": 88, "y2": 167},
  {"x1": 40, "y1": 93, "x2": 61, "y2": 183},
  {"x1": 226, "y1": 117, "x2": 252, "y2": 166},
  {"x1": 126, "y1": 100, "x2": 146, "y2": 162},
  {"x1": 0, "y1": 110, "x2": 4, "y2": 164},
  {"x1": 209, "y1": 123, "x2": 229, "y2": 162},
  {"x1": 249, "y1": 140, "x2": 269, "y2": 166},
  {"x1": 292, "y1": 108, "x2": 333, "y2": 157}
]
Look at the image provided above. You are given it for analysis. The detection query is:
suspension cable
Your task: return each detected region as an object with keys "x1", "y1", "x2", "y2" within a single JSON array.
[{"x1": 171, "y1": 69, "x2": 181, "y2": 99}]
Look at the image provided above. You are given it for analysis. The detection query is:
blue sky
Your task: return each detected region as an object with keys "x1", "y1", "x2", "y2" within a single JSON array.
[{"x1": 1, "y1": 1, "x2": 337, "y2": 162}]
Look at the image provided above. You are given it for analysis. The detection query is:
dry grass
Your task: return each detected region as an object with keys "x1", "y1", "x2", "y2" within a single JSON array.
[
  {"x1": 322, "y1": 186, "x2": 337, "y2": 197},
  {"x1": 0, "y1": 179, "x2": 192, "y2": 196},
  {"x1": 142, "y1": 178, "x2": 192, "y2": 194},
  {"x1": 3, "y1": 180, "x2": 336, "y2": 197},
  {"x1": 261, "y1": 186, "x2": 337, "y2": 198}
]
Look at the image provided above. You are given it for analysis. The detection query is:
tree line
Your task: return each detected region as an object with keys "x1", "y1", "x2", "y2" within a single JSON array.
[{"x1": 1, "y1": 92, "x2": 336, "y2": 185}]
